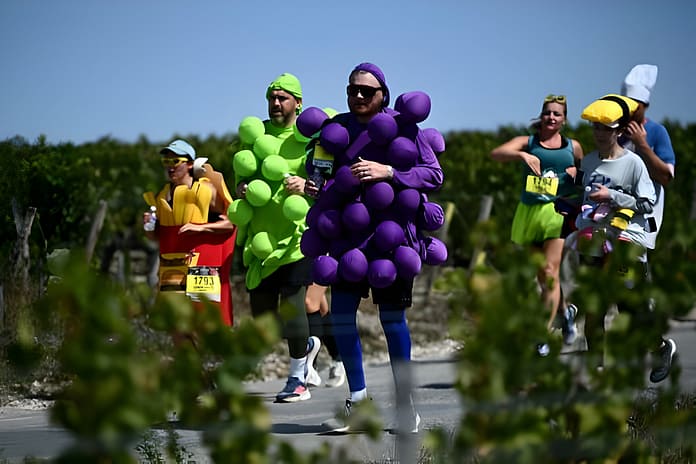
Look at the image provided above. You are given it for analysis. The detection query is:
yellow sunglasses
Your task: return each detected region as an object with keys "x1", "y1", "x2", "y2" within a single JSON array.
[
  {"x1": 544, "y1": 94, "x2": 566, "y2": 104},
  {"x1": 161, "y1": 157, "x2": 190, "y2": 167}
]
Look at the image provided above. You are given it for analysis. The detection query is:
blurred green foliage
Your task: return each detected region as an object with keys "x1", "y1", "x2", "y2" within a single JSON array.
[
  {"x1": 430, "y1": 216, "x2": 696, "y2": 462},
  {"x1": 22, "y1": 252, "x2": 286, "y2": 462}
]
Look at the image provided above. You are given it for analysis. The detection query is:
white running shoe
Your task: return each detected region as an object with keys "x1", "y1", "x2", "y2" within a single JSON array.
[
  {"x1": 325, "y1": 360, "x2": 345, "y2": 388},
  {"x1": 305, "y1": 336, "x2": 322, "y2": 387}
]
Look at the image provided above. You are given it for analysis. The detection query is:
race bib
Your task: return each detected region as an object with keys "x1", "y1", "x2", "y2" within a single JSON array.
[
  {"x1": 525, "y1": 175, "x2": 559, "y2": 196},
  {"x1": 186, "y1": 266, "x2": 221, "y2": 302}
]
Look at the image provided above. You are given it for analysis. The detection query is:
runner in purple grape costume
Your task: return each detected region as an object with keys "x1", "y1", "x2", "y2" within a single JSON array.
[{"x1": 300, "y1": 62, "x2": 447, "y2": 433}]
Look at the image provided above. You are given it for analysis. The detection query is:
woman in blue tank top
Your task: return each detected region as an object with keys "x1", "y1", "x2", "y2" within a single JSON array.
[{"x1": 490, "y1": 95, "x2": 584, "y2": 332}]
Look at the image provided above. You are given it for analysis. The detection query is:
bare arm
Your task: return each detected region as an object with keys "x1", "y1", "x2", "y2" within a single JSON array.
[
  {"x1": 624, "y1": 121, "x2": 674, "y2": 186},
  {"x1": 490, "y1": 135, "x2": 541, "y2": 176},
  {"x1": 565, "y1": 139, "x2": 585, "y2": 180},
  {"x1": 179, "y1": 214, "x2": 236, "y2": 234},
  {"x1": 179, "y1": 182, "x2": 236, "y2": 234}
]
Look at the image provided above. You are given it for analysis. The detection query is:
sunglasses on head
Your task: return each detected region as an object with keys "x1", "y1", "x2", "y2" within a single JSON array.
[
  {"x1": 346, "y1": 84, "x2": 382, "y2": 99},
  {"x1": 544, "y1": 94, "x2": 566, "y2": 104},
  {"x1": 161, "y1": 157, "x2": 190, "y2": 167}
]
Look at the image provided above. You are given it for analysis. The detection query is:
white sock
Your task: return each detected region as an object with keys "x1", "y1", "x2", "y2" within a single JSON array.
[
  {"x1": 350, "y1": 388, "x2": 368, "y2": 403},
  {"x1": 289, "y1": 356, "x2": 307, "y2": 382}
]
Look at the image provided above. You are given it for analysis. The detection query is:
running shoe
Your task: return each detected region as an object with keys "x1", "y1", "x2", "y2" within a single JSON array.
[
  {"x1": 321, "y1": 398, "x2": 379, "y2": 434},
  {"x1": 649, "y1": 338, "x2": 677, "y2": 383},
  {"x1": 275, "y1": 377, "x2": 310, "y2": 403},
  {"x1": 321, "y1": 399, "x2": 353, "y2": 433},
  {"x1": 305, "y1": 336, "x2": 322, "y2": 387},
  {"x1": 325, "y1": 360, "x2": 345, "y2": 388},
  {"x1": 562, "y1": 304, "x2": 578, "y2": 345}
]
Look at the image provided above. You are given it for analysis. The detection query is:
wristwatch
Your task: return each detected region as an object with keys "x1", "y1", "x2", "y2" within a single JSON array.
[{"x1": 386, "y1": 165, "x2": 394, "y2": 179}]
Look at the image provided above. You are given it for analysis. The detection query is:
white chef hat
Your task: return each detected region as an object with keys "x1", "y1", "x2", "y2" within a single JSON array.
[{"x1": 621, "y1": 64, "x2": 658, "y2": 105}]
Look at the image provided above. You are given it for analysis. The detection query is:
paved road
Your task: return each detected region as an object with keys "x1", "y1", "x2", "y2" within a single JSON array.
[{"x1": 1, "y1": 318, "x2": 694, "y2": 463}]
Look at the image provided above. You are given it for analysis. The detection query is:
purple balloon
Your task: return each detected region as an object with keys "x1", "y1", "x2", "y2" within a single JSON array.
[
  {"x1": 394, "y1": 91, "x2": 431, "y2": 124},
  {"x1": 419, "y1": 202, "x2": 445, "y2": 231},
  {"x1": 315, "y1": 179, "x2": 345, "y2": 210},
  {"x1": 367, "y1": 259, "x2": 397, "y2": 289},
  {"x1": 296, "y1": 107, "x2": 328, "y2": 137},
  {"x1": 300, "y1": 228, "x2": 328, "y2": 258},
  {"x1": 423, "y1": 237, "x2": 448, "y2": 265},
  {"x1": 387, "y1": 136, "x2": 419, "y2": 169},
  {"x1": 305, "y1": 204, "x2": 321, "y2": 228},
  {"x1": 394, "y1": 188, "x2": 421, "y2": 221},
  {"x1": 320, "y1": 122, "x2": 350, "y2": 154},
  {"x1": 344, "y1": 130, "x2": 372, "y2": 163},
  {"x1": 363, "y1": 181, "x2": 395, "y2": 211},
  {"x1": 313, "y1": 255, "x2": 339, "y2": 286},
  {"x1": 394, "y1": 245, "x2": 422, "y2": 280},
  {"x1": 317, "y1": 209, "x2": 343, "y2": 239},
  {"x1": 374, "y1": 220, "x2": 406, "y2": 252},
  {"x1": 367, "y1": 113, "x2": 399, "y2": 146},
  {"x1": 423, "y1": 127, "x2": 446, "y2": 154},
  {"x1": 342, "y1": 201, "x2": 371, "y2": 231},
  {"x1": 339, "y1": 248, "x2": 369, "y2": 282},
  {"x1": 333, "y1": 165, "x2": 361, "y2": 195}
]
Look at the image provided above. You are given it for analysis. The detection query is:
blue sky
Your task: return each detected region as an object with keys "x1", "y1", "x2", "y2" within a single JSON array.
[{"x1": 1, "y1": 0, "x2": 694, "y2": 145}]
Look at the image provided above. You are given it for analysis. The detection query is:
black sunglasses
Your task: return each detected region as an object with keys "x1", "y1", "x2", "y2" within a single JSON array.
[{"x1": 346, "y1": 84, "x2": 382, "y2": 99}]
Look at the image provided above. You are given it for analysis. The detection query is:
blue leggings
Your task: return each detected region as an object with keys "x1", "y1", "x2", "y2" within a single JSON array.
[{"x1": 330, "y1": 289, "x2": 412, "y2": 392}]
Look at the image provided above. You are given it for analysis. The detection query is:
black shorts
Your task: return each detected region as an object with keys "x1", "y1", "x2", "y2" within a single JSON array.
[{"x1": 249, "y1": 258, "x2": 312, "y2": 299}]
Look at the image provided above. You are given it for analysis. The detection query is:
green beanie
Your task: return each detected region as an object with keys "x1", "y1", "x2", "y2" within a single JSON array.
[{"x1": 266, "y1": 73, "x2": 303, "y2": 100}]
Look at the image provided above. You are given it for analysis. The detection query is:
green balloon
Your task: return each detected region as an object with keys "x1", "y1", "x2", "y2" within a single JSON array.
[
  {"x1": 251, "y1": 231, "x2": 276, "y2": 259},
  {"x1": 246, "y1": 179, "x2": 272, "y2": 207},
  {"x1": 238, "y1": 116, "x2": 265, "y2": 145},
  {"x1": 242, "y1": 240, "x2": 254, "y2": 266},
  {"x1": 253, "y1": 134, "x2": 281, "y2": 160},
  {"x1": 282, "y1": 195, "x2": 310, "y2": 221},
  {"x1": 235, "y1": 226, "x2": 247, "y2": 246},
  {"x1": 261, "y1": 154, "x2": 289, "y2": 181},
  {"x1": 227, "y1": 198, "x2": 254, "y2": 225},
  {"x1": 233, "y1": 149, "x2": 258, "y2": 177}
]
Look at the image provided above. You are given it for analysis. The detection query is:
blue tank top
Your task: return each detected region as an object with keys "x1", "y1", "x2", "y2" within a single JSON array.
[{"x1": 520, "y1": 135, "x2": 575, "y2": 205}]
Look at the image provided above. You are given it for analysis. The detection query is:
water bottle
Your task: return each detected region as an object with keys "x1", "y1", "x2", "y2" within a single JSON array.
[
  {"x1": 306, "y1": 140, "x2": 333, "y2": 199},
  {"x1": 144, "y1": 206, "x2": 157, "y2": 231}
]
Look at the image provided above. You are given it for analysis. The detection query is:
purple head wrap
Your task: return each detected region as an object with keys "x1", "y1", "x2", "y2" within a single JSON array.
[{"x1": 352, "y1": 62, "x2": 390, "y2": 107}]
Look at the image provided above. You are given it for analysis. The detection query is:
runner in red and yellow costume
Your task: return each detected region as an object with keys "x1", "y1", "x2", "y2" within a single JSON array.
[{"x1": 143, "y1": 139, "x2": 237, "y2": 326}]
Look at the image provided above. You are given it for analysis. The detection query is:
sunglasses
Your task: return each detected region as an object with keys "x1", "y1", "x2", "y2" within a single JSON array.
[
  {"x1": 544, "y1": 94, "x2": 566, "y2": 104},
  {"x1": 161, "y1": 157, "x2": 190, "y2": 167},
  {"x1": 347, "y1": 84, "x2": 382, "y2": 99}
]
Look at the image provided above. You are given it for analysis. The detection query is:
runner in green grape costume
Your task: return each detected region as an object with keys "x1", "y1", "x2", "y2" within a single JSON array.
[
  {"x1": 228, "y1": 74, "x2": 325, "y2": 290},
  {"x1": 227, "y1": 73, "x2": 339, "y2": 403}
]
